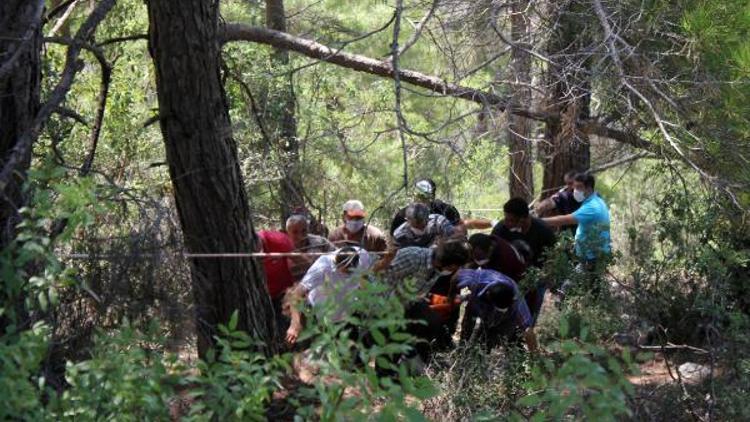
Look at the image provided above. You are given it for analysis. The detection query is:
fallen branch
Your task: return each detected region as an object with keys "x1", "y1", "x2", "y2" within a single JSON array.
[{"x1": 220, "y1": 24, "x2": 662, "y2": 155}]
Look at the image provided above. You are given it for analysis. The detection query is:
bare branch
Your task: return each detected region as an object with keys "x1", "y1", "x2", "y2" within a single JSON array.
[
  {"x1": 45, "y1": 36, "x2": 113, "y2": 176},
  {"x1": 0, "y1": 0, "x2": 116, "y2": 195}
]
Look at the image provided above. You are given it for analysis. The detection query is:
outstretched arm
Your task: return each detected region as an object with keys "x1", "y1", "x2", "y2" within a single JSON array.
[
  {"x1": 542, "y1": 214, "x2": 577, "y2": 228},
  {"x1": 534, "y1": 197, "x2": 557, "y2": 216},
  {"x1": 285, "y1": 283, "x2": 308, "y2": 345}
]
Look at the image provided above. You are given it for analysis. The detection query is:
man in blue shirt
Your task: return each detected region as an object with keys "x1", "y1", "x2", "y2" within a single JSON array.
[
  {"x1": 457, "y1": 268, "x2": 537, "y2": 352},
  {"x1": 542, "y1": 172, "x2": 611, "y2": 262}
]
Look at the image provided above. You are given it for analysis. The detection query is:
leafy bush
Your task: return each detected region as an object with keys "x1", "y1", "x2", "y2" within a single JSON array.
[
  {"x1": 292, "y1": 278, "x2": 437, "y2": 421},
  {"x1": 514, "y1": 318, "x2": 637, "y2": 421}
]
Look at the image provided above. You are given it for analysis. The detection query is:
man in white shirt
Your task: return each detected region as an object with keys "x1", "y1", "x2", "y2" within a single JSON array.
[{"x1": 284, "y1": 246, "x2": 372, "y2": 345}]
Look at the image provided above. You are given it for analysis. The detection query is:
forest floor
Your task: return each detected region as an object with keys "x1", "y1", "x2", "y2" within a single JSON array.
[{"x1": 164, "y1": 291, "x2": 713, "y2": 420}]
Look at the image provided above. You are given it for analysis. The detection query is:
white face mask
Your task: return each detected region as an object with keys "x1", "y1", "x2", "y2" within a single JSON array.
[
  {"x1": 438, "y1": 269, "x2": 455, "y2": 276},
  {"x1": 410, "y1": 226, "x2": 426, "y2": 236},
  {"x1": 474, "y1": 259, "x2": 490, "y2": 266},
  {"x1": 573, "y1": 189, "x2": 586, "y2": 203},
  {"x1": 494, "y1": 306, "x2": 509, "y2": 314},
  {"x1": 345, "y1": 219, "x2": 365, "y2": 233},
  {"x1": 509, "y1": 227, "x2": 522, "y2": 233}
]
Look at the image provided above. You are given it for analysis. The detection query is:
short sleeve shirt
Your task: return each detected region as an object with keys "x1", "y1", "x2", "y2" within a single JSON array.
[
  {"x1": 300, "y1": 247, "x2": 373, "y2": 319},
  {"x1": 571, "y1": 193, "x2": 611, "y2": 260},
  {"x1": 389, "y1": 199, "x2": 462, "y2": 234},
  {"x1": 552, "y1": 190, "x2": 582, "y2": 215},
  {"x1": 492, "y1": 218, "x2": 557, "y2": 268},
  {"x1": 482, "y1": 235, "x2": 528, "y2": 282},
  {"x1": 393, "y1": 214, "x2": 454, "y2": 248},
  {"x1": 382, "y1": 247, "x2": 437, "y2": 296},
  {"x1": 258, "y1": 231, "x2": 295, "y2": 299},
  {"x1": 456, "y1": 269, "x2": 532, "y2": 331}
]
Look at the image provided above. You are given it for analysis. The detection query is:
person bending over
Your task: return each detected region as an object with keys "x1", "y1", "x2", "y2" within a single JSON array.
[
  {"x1": 285, "y1": 214, "x2": 335, "y2": 282},
  {"x1": 284, "y1": 246, "x2": 372, "y2": 345},
  {"x1": 393, "y1": 202, "x2": 455, "y2": 248},
  {"x1": 457, "y1": 268, "x2": 537, "y2": 352}
]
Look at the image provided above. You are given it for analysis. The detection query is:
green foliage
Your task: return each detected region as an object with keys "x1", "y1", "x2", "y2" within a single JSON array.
[
  {"x1": 183, "y1": 313, "x2": 289, "y2": 421},
  {"x1": 293, "y1": 278, "x2": 437, "y2": 421},
  {"x1": 514, "y1": 318, "x2": 637, "y2": 421},
  {"x1": 51, "y1": 322, "x2": 177, "y2": 421},
  {"x1": 0, "y1": 322, "x2": 49, "y2": 421}
]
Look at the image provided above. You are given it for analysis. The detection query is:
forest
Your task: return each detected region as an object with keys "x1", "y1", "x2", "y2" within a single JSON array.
[{"x1": 1, "y1": 0, "x2": 749, "y2": 420}]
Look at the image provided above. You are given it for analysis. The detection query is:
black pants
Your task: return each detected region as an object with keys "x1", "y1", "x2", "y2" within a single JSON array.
[{"x1": 404, "y1": 301, "x2": 454, "y2": 361}]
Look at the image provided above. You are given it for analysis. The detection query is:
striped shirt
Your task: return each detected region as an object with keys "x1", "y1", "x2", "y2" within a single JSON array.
[{"x1": 382, "y1": 247, "x2": 438, "y2": 297}]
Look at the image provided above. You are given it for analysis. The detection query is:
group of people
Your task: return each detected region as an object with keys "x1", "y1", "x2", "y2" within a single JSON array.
[{"x1": 254, "y1": 171, "x2": 612, "y2": 362}]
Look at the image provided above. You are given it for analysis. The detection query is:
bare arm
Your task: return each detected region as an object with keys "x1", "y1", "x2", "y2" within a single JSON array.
[
  {"x1": 284, "y1": 283, "x2": 308, "y2": 345},
  {"x1": 534, "y1": 198, "x2": 557, "y2": 216},
  {"x1": 461, "y1": 218, "x2": 494, "y2": 230},
  {"x1": 542, "y1": 214, "x2": 577, "y2": 227}
]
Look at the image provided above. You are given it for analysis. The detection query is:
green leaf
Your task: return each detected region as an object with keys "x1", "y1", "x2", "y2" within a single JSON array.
[{"x1": 228, "y1": 310, "x2": 239, "y2": 332}]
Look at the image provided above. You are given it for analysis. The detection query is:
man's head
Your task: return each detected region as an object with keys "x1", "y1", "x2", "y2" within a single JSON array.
[
  {"x1": 285, "y1": 214, "x2": 309, "y2": 248},
  {"x1": 334, "y1": 246, "x2": 360, "y2": 275},
  {"x1": 503, "y1": 197, "x2": 531, "y2": 233},
  {"x1": 563, "y1": 170, "x2": 578, "y2": 192},
  {"x1": 342, "y1": 200, "x2": 366, "y2": 233},
  {"x1": 405, "y1": 203, "x2": 430, "y2": 233},
  {"x1": 468, "y1": 233, "x2": 494, "y2": 266},
  {"x1": 414, "y1": 179, "x2": 436, "y2": 203},
  {"x1": 572, "y1": 172, "x2": 595, "y2": 202},
  {"x1": 484, "y1": 282, "x2": 516, "y2": 313},
  {"x1": 433, "y1": 239, "x2": 470, "y2": 275}
]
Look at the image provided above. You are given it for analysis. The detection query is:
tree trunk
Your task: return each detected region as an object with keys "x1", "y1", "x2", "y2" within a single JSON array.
[
  {"x1": 264, "y1": 0, "x2": 306, "y2": 224},
  {"x1": 507, "y1": 0, "x2": 534, "y2": 201},
  {"x1": 540, "y1": 1, "x2": 591, "y2": 199},
  {"x1": 0, "y1": 0, "x2": 42, "y2": 247},
  {"x1": 147, "y1": 0, "x2": 277, "y2": 357}
]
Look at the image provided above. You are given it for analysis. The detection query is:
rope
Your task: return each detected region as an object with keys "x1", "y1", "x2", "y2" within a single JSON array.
[{"x1": 62, "y1": 250, "x2": 389, "y2": 260}]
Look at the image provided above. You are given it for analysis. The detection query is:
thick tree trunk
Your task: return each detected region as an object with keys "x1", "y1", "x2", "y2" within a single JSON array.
[
  {"x1": 264, "y1": 0, "x2": 306, "y2": 224},
  {"x1": 0, "y1": 0, "x2": 42, "y2": 247},
  {"x1": 540, "y1": 1, "x2": 591, "y2": 199},
  {"x1": 507, "y1": 0, "x2": 534, "y2": 201},
  {"x1": 147, "y1": 0, "x2": 277, "y2": 356}
]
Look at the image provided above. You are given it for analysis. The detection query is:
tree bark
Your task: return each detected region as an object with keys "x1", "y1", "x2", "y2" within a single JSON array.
[
  {"x1": 506, "y1": 0, "x2": 534, "y2": 201},
  {"x1": 0, "y1": 0, "x2": 43, "y2": 248},
  {"x1": 264, "y1": 0, "x2": 306, "y2": 225},
  {"x1": 147, "y1": 0, "x2": 276, "y2": 356},
  {"x1": 540, "y1": 1, "x2": 591, "y2": 198}
]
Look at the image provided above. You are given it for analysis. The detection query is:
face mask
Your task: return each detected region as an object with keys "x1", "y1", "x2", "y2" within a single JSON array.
[
  {"x1": 494, "y1": 306, "x2": 509, "y2": 314},
  {"x1": 509, "y1": 227, "x2": 522, "y2": 233},
  {"x1": 474, "y1": 259, "x2": 490, "y2": 266},
  {"x1": 410, "y1": 226, "x2": 426, "y2": 236},
  {"x1": 345, "y1": 219, "x2": 364, "y2": 233},
  {"x1": 439, "y1": 269, "x2": 455, "y2": 276},
  {"x1": 573, "y1": 189, "x2": 586, "y2": 202}
]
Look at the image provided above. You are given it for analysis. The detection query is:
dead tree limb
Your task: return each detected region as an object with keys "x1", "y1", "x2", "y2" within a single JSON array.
[{"x1": 220, "y1": 24, "x2": 661, "y2": 155}]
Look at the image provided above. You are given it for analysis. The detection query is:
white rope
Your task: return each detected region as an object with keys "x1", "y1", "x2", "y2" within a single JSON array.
[{"x1": 62, "y1": 250, "x2": 389, "y2": 260}]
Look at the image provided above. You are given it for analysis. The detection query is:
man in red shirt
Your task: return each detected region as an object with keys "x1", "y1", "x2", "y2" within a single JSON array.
[
  {"x1": 257, "y1": 230, "x2": 295, "y2": 333},
  {"x1": 468, "y1": 233, "x2": 527, "y2": 283}
]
